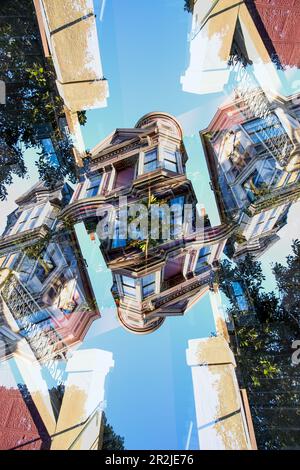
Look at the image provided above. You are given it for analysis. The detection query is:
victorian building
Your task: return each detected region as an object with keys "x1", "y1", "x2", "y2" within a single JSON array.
[
  {"x1": 201, "y1": 90, "x2": 300, "y2": 260},
  {"x1": 0, "y1": 180, "x2": 114, "y2": 450},
  {"x1": 181, "y1": 0, "x2": 300, "y2": 96},
  {"x1": 61, "y1": 112, "x2": 229, "y2": 334},
  {"x1": 0, "y1": 181, "x2": 100, "y2": 366}
]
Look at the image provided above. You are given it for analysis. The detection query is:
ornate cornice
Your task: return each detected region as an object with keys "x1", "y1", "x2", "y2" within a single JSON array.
[
  {"x1": 153, "y1": 272, "x2": 211, "y2": 309},
  {"x1": 0, "y1": 225, "x2": 52, "y2": 255}
]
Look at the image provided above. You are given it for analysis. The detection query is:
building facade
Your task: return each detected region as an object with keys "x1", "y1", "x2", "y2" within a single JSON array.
[
  {"x1": 61, "y1": 112, "x2": 229, "y2": 334},
  {"x1": 201, "y1": 90, "x2": 300, "y2": 260},
  {"x1": 0, "y1": 181, "x2": 100, "y2": 365}
]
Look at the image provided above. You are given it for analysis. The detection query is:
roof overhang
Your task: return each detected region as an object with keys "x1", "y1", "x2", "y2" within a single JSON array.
[{"x1": 35, "y1": 0, "x2": 109, "y2": 111}]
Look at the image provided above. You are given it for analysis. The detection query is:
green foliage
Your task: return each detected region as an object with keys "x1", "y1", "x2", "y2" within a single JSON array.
[
  {"x1": 77, "y1": 111, "x2": 87, "y2": 126},
  {"x1": 184, "y1": 0, "x2": 194, "y2": 13},
  {"x1": 0, "y1": 0, "x2": 81, "y2": 199},
  {"x1": 22, "y1": 233, "x2": 53, "y2": 274},
  {"x1": 102, "y1": 415, "x2": 125, "y2": 450},
  {"x1": 36, "y1": 135, "x2": 79, "y2": 188},
  {"x1": 233, "y1": 230, "x2": 247, "y2": 245},
  {"x1": 60, "y1": 216, "x2": 76, "y2": 232},
  {"x1": 219, "y1": 251, "x2": 300, "y2": 449},
  {"x1": 273, "y1": 239, "x2": 300, "y2": 328}
]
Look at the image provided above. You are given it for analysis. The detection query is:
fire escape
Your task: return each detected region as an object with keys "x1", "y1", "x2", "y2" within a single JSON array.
[{"x1": 0, "y1": 271, "x2": 68, "y2": 383}]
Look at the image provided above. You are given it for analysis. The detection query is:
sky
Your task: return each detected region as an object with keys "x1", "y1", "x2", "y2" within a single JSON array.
[{"x1": 1, "y1": 0, "x2": 300, "y2": 450}]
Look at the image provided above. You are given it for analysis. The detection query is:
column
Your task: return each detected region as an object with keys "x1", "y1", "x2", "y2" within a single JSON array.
[
  {"x1": 51, "y1": 348, "x2": 114, "y2": 450},
  {"x1": 186, "y1": 336, "x2": 252, "y2": 450}
]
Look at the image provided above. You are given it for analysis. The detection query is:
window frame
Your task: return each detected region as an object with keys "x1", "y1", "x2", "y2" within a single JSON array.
[
  {"x1": 143, "y1": 149, "x2": 158, "y2": 174},
  {"x1": 195, "y1": 246, "x2": 212, "y2": 272},
  {"x1": 27, "y1": 205, "x2": 44, "y2": 230},
  {"x1": 141, "y1": 273, "x2": 156, "y2": 299},
  {"x1": 121, "y1": 275, "x2": 137, "y2": 298},
  {"x1": 163, "y1": 149, "x2": 178, "y2": 173},
  {"x1": 84, "y1": 174, "x2": 102, "y2": 199}
]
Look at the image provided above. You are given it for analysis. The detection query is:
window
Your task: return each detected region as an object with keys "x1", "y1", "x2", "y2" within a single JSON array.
[
  {"x1": 142, "y1": 274, "x2": 156, "y2": 298},
  {"x1": 115, "y1": 166, "x2": 135, "y2": 188},
  {"x1": 242, "y1": 170, "x2": 265, "y2": 202},
  {"x1": 121, "y1": 276, "x2": 136, "y2": 298},
  {"x1": 85, "y1": 175, "x2": 102, "y2": 198},
  {"x1": 27, "y1": 206, "x2": 44, "y2": 230},
  {"x1": 243, "y1": 114, "x2": 285, "y2": 145},
  {"x1": 0, "y1": 253, "x2": 20, "y2": 270},
  {"x1": 163, "y1": 150, "x2": 178, "y2": 172},
  {"x1": 144, "y1": 150, "x2": 158, "y2": 173},
  {"x1": 250, "y1": 212, "x2": 265, "y2": 238},
  {"x1": 195, "y1": 246, "x2": 211, "y2": 272},
  {"x1": 262, "y1": 208, "x2": 278, "y2": 233}
]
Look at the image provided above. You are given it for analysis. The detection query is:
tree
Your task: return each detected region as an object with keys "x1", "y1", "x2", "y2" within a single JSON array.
[
  {"x1": 0, "y1": 0, "x2": 85, "y2": 199},
  {"x1": 273, "y1": 239, "x2": 300, "y2": 329},
  {"x1": 218, "y1": 254, "x2": 300, "y2": 449},
  {"x1": 101, "y1": 414, "x2": 125, "y2": 450},
  {"x1": 184, "y1": 0, "x2": 194, "y2": 13},
  {"x1": 219, "y1": 254, "x2": 282, "y2": 323}
]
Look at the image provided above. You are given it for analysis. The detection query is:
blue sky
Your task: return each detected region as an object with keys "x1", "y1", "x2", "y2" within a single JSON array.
[{"x1": 2, "y1": 0, "x2": 300, "y2": 450}]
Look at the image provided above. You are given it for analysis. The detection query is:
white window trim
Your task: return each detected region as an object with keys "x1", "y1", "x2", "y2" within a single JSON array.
[
  {"x1": 140, "y1": 273, "x2": 157, "y2": 300},
  {"x1": 78, "y1": 174, "x2": 104, "y2": 200},
  {"x1": 192, "y1": 246, "x2": 213, "y2": 273},
  {"x1": 141, "y1": 146, "x2": 159, "y2": 175},
  {"x1": 12, "y1": 204, "x2": 46, "y2": 235}
]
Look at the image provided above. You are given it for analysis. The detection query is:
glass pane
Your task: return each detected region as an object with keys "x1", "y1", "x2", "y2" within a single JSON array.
[
  {"x1": 85, "y1": 176, "x2": 102, "y2": 198},
  {"x1": 112, "y1": 237, "x2": 127, "y2": 248},
  {"x1": 164, "y1": 160, "x2": 177, "y2": 172},
  {"x1": 122, "y1": 276, "x2": 136, "y2": 287},
  {"x1": 196, "y1": 246, "x2": 211, "y2": 271},
  {"x1": 86, "y1": 186, "x2": 99, "y2": 198},
  {"x1": 144, "y1": 160, "x2": 158, "y2": 173},
  {"x1": 142, "y1": 273, "x2": 155, "y2": 287},
  {"x1": 34, "y1": 206, "x2": 44, "y2": 217},
  {"x1": 123, "y1": 285, "x2": 136, "y2": 297},
  {"x1": 142, "y1": 284, "x2": 155, "y2": 298},
  {"x1": 163, "y1": 150, "x2": 177, "y2": 162},
  {"x1": 144, "y1": 150, "x2": 157, "y2": 163}
]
